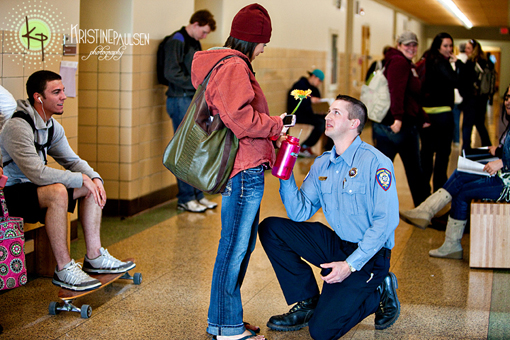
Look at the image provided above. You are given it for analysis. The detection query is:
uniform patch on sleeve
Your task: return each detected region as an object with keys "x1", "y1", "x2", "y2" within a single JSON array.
[{"x1": 376, "y1": 168, "x2": 392, "y2": 191}]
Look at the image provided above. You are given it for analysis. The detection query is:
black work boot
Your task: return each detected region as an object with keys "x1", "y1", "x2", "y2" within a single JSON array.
[
  {"x1": 267, "y1": 296, "x2": 319, "y2": 331},
  {"x1": 375, "y1": 272, "x2": 400, "y2": 330}
]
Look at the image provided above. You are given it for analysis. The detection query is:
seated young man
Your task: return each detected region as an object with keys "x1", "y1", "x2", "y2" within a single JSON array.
[
  {"x1": 0, "y1": 70, "x2": 134, "y2": 291},
  {"x1": 287, "y1": 69, "x2": 326, "y2": 157},
  {"x1": 259, "y1": 95, "x2": 400, "y2": 340}
]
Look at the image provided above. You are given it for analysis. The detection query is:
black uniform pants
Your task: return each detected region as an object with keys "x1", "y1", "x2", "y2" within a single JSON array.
[{"x1": 259, "y1": 217, "x2": 391, "y2": 340}]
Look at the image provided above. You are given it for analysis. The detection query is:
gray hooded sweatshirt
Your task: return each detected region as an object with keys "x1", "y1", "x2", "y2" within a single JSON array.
[{"x1": 0, "y1": 99, "x2": 101, "y2": 188}]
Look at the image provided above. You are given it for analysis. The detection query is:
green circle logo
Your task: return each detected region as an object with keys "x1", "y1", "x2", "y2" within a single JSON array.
[{"x1": 19, "y1": 18, "x2": 51, "y2": 51}]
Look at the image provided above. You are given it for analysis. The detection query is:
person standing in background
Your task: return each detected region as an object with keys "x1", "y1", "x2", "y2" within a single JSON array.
[
  {"x1": 419, "y1": 32, "x2": 463, "y2": 194},
  {"x1": 459, "y1": 39, "x2": 492, "y2": 150},
  {"x1": 452, "y1": 43, "x2": 468, "y2": 146},
  {"x1": 163, "y1": 10, "x2": 218, "y2": 213},
  {"x1": 371, "y1": 31, "x2": 430, "y2": 207}
]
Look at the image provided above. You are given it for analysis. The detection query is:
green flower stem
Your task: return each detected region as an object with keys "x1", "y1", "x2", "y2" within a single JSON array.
[{"x1": 290, "y1": 99, "x2": 304, "y2": 115}]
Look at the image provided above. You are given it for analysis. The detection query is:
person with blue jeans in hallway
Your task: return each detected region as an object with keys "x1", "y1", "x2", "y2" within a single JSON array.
[
  {"x1": 164, "y1": 10, "x2": 218, "y2": 213},
  {"x1": 400, "y1": 85, "x2": 510, "y2": 259},
  {"x1": 191, "y1": 4, "x2": 286, "y2": 339},
  {"x1": 259, "y1": 95, "x2": 400, "y2": 340}
]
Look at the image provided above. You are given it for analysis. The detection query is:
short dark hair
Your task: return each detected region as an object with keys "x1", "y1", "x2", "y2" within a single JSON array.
[
  {"x1": 224, "y1": 36, "x2": 258, "y2": 60},
  {"x1": 335, "y1": 94, "x2": 367, "y2": 135},
  {"x1": 190, "y1": 10, "x2": 216, "y2": 31},
  {"x1": 26, "y1": 70, "x2": 61, "y2": 105}
]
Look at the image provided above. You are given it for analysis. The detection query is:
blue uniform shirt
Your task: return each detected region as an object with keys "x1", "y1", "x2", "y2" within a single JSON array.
[{"x1": 280, "y1": 136, "x2": 399, "y2": 271}]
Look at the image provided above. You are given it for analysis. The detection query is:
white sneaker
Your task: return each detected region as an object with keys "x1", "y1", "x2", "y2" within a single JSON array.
[
  {"x1": 177, "y1": 200, "x2": 207, "y2": 213},
  {"x1": 83, "y1": 247, "x2": 136, "y2": 274},
  {"x1": 52, "y1": 260, "x2": 101, "y2": 291},
  {"x1": 198, "y1": 198, "x2": 218, "y2": 209}
]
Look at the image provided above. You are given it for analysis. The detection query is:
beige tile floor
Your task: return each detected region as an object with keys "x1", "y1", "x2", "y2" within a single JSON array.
[{"x1": 1, "y1": 105, "x2": 510, "y2": 339}]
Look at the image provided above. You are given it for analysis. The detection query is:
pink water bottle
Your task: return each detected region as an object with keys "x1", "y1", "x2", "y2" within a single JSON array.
[{"x1": 272, "y1": 136, "x2": 300, "y2": 180}]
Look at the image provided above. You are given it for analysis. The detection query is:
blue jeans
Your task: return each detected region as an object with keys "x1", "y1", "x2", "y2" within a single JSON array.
[
  {"x1": 372, "y1": 122, "x2": 428, "y2": 206},
  {"x1": 166, "y1": 96, "x2": 204, "y2": 204},
  {"x1": 207, "y1": 165, "x2": 265, "y2": 336},
  {"x1": 443, "y1": 170, "x2": 503, "y2": 220}
]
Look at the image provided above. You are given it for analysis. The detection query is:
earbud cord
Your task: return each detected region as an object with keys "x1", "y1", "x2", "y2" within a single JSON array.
[{"x1": 40, "y1": 99, "x2": 47, "y2": 122}]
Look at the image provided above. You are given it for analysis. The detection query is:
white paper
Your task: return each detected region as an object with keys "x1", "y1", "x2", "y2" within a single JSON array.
[
  {"x1": 457, "y1": 156, "x2": 490, "y2": 176},
  {"x1": 59, "y1": 61, "x2": 78, "y2": 97}
]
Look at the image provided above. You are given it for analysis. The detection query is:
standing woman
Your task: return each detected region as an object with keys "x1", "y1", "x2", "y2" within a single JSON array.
[
  {"x1": 372, "y1": 31, "x2": 430, "y2": 206},
  {"x1": 420, "y1": 32, "x2": 463, "y2": 194},
  {"x1": 400, "y1": 85, "x2": 510, "y2": 259},
  {"x1": 191, "y1": 4, "x2": 284, "y2": 340},
  {"x1": 459, "y1": 39, "x2": 492, "y2": 150}
]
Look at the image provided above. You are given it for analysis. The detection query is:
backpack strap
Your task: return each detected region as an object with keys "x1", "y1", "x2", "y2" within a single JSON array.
[{"x1": 3, "y1": 111, "x2": 54, "y2": 167}]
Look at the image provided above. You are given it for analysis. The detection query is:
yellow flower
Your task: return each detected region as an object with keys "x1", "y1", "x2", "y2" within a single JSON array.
[
  {"x1": 289, "y1": 89, "x2": 312, "y2": 115},
  {"x1": 290, "y1": 89, "x2": 312, "y2": 100}
]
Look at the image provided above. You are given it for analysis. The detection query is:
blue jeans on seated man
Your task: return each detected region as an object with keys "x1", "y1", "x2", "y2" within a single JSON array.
[
  {"x1": 207, "y1": 165, "x2": 265, "y2": 336},
  {"x1": 443, "y1": 170, "x2": 504, "y2": 220},
  {"x1": 166, "y1": 96, "x2": 204, "y2": 204}
]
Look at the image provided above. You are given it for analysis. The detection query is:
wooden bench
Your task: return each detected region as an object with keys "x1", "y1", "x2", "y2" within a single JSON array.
[
  {"x1": 24, "y1": 213, "x2": 71, "y2": 277},
  {"x1": 470, "y1": 200, "x2": 510, "y2": 268}
]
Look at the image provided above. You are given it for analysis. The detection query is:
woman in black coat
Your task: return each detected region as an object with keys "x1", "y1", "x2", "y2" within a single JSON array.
[
  {"x1": 420, "y1": 32, "x2": 463, "y2": 193},
  {"x1": 459, "y1": 39, "x2": 492, "y2": 150}
]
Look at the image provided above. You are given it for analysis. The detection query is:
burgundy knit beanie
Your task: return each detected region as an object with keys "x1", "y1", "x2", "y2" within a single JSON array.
[{"x1": 230, "y1": 3, "x2": 272, "y2": 43}]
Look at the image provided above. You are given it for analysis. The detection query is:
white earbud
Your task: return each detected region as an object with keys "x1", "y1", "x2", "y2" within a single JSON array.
[{"x1": 38, "y1": 97, "x2": 43, "y2": 104}]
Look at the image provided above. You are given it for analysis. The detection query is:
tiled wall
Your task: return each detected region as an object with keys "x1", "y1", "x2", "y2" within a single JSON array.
[
  {"x1": 78, "y1": 40, "x2": 175, "y2": 216},
  {"x1": 3, "y1": 28, "x2": 352, "y2": 217},
  {"x1": 0, "y1": 30, "x2": 80, "y2": 222}
]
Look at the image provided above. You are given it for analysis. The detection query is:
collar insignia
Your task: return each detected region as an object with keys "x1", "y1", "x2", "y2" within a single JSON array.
[{"x1": 348, "y1": 168, "x2": 358, "y2": 178}]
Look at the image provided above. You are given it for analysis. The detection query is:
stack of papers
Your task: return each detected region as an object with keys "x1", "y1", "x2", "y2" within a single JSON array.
[{"x1": 457, "y1": 156, "x2": 490, "y2": 176}]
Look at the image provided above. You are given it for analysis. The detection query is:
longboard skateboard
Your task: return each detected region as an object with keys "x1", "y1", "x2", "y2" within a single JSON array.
[{"x1": 48, "y1": 258, "x2": 142, "y2": 318}]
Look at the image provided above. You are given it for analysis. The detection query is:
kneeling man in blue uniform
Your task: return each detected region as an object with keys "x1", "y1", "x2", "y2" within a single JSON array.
[{"x1": 259, "y1": 95, "x2": 400, "y2": 340}]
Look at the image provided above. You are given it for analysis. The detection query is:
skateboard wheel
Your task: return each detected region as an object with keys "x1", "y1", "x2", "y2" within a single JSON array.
[
  {"x1": 49, "y1": 301, "x2": 59, "y2": 315},
  {"x1": 81, "y1": 304, "x2": 92, "y2": 319},
  {"x1": 133, "y1": 272, "x2": 142, "y2": 285}
]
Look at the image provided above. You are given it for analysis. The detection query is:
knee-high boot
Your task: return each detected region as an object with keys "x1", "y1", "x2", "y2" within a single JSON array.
[
  {"x1": 399, "y1": 188, "x2": 452, "y2": 229},
  {"x1": 428, "y1": 216, "x2": 467, "y2": 259}
]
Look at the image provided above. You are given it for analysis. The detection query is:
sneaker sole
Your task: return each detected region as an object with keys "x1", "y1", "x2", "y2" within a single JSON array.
[
  {"x1": 267, "y1": 321, "x2": 308, "y2": 332},
  {"x1": 52, "y1": 279, "x2": 101, "y2": 291},
  {"x1": 83, "y1": 262, "x2": 136, "y2": 274},
  {"x1": 177, "y1": 205, "x2": 207, "y2": 213}
]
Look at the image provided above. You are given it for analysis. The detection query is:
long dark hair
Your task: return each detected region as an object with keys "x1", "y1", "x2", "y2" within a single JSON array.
[
  {"x1": 426, "y1": 32, "x2": 453, "y2": 63},
  {"x1": 224, "y1": 36, "x2": 258, "y2": 60}
]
